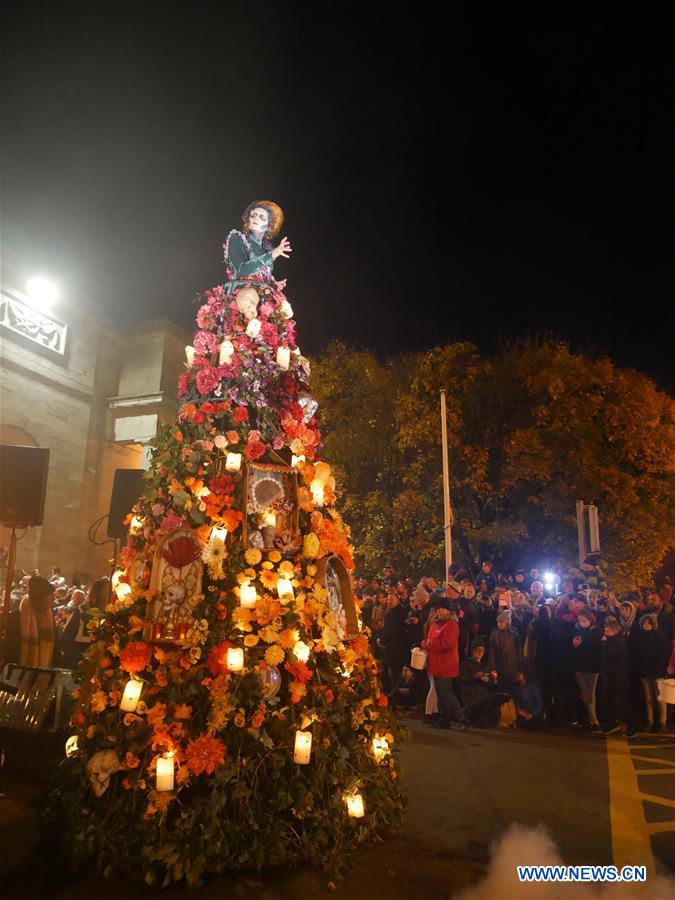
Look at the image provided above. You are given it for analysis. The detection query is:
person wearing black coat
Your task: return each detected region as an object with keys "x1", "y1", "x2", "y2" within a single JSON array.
[
  {"x1": 379, "y1": 592, "x2": 410, "y2": 692},
  {"x1": 637, "y1": 614, "x2": 670, "y2": 731},
  {"x1": 572, "y1": 612, "x2": 601, "y2": 729},
  {"x1": 600, "y1": 620, "x2": 637, "y2": 736}
]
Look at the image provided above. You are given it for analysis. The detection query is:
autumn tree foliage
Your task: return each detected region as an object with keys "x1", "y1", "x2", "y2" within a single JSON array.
[{"x1": 312, "y1": 340, "x2": 675, "y2": 588}]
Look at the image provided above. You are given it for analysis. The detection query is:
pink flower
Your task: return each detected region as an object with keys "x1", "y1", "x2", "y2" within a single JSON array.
[
  {"x1": 259, "y1": 302, "x2": 275, "y2": 318},
  {"x1": 160, "y1": 514, "x2": 182, "y2": 531},
  {"x1": 247, "y1": 429, "x2": 262, "y2": 443},
  {"x1": 196, "y1": 366, "x2": 221, "y2": 396},
  {"x1": 272, "y1": 435, "x2": 284, "y2": 450},
  {"x1": 151, "y1": 503, "x2": 165, "y2": 517},
  {"x1": 194, "y1": 330, "x2": 218, "y2": 356},
  {"x1": 196, "y1": 304, "x2": 215, "y2": 329},
  {"x1": 214, "y1": 434, "x2": 228, "y2": 449}
]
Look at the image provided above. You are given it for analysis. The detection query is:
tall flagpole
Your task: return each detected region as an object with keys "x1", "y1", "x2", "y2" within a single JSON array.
[{"x1": 440, "y1": 390, "x2": 453, "y2": 576}]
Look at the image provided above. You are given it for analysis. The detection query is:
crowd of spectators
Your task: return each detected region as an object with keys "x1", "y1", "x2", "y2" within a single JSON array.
[
  {"x1": 1, "y1": 567, "x2": 108, "y2": 670},
  {"x1": 356, "y1": 557, "x2": 675, "y2": 737}
]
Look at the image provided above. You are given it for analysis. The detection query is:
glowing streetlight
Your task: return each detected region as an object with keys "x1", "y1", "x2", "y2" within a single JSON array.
[{"x1": 25, "y1": 277, "x2": 58, "y2": 309}]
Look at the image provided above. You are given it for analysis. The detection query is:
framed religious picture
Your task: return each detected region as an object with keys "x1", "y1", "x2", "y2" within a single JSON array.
[
  {"x1": 244, "y1": 451, "x2": 301, "y2": 557},
  {"x1": 316, "y1": 554, "x2": 360, "y2": 641},
  {"x1": 143, "y1": 528, "x2": 204, "y2": 643}
]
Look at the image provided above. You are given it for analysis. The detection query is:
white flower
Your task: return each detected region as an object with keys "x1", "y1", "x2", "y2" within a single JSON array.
[{"x1": 279, "y1": 299, "x2": 293, "y2": 320}]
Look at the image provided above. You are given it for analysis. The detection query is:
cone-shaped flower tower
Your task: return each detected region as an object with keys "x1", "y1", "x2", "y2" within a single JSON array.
[{"x1": 54, "y1": 201, "x2": 404, "y2": 887}]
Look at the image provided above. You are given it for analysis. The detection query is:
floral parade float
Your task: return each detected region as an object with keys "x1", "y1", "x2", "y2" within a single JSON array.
[{"x1": 51, "y1": 201, "x2": 404, "y2": 887}]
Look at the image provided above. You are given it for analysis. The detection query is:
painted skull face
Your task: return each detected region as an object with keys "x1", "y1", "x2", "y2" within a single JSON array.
[
  {"x1": 163, "y1": 583, "x2": 186, "y2": 610},
  {"x1": 86, "y1": 750, "x2": 120, "y2": 798},
  {"x1": 249, "y1": 206, "x2": 269, "y2": 235},
  {"x1": 235, "y1": 287, "x2": 259, "y2": 320}
]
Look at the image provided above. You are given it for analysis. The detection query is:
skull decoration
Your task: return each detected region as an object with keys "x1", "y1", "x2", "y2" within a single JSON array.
[
  {"x1": 162, "y1": 582, "x2": 186, "y2": 612},
  {"x1": 235, "y1": 287, "x2": 259, "y2": 320},
  {"x1": 86, "y1": 749, "x2": 120, "y2": 798}
]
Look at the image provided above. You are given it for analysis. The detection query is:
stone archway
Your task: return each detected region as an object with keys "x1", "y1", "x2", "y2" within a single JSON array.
[{"x1": 0, "y1": 425, "x2": 39, "y2": 447}]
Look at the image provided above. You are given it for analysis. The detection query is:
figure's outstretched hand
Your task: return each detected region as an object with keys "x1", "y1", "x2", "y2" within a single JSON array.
[
  {"x1": 274, "y1": 278, "x2": 288, "y2": 290},
  {"x1": 272, "y1": 236, "x2": 293, "y2": 260}
]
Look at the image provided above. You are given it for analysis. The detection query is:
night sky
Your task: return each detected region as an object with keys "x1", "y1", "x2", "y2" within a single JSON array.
[{"x1": 3, "y1": 4, "x2": 674, "y2": 391}]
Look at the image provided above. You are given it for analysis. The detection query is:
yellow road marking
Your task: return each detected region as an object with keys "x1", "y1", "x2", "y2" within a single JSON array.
[
  {"x1": 635, "y1": 768, "x2": 675, "y2": 775},
  {"x1": 638, "y1": 793, "x2": 675, "y2": 810},
  {"x1": 606, "y1": 737, "x2": 655, "y2": 870},
  {"x1": 646, "y1": 822, "x2": 675, "y2": 834},
  {"x1": 631, "y1": 753, "x2": 675, "y2": 766}
]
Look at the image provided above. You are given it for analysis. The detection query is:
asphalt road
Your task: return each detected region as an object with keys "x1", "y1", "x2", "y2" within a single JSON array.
[{"x1": 2, "y1": 721, "x2": 674, "y2": 899}]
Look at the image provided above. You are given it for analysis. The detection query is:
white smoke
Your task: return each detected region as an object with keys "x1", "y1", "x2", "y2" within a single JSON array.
[{"x1": 455, "y1": 824, "x2": 675, "y2": 900}]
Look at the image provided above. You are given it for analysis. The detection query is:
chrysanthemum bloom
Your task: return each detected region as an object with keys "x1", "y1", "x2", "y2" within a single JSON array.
[
  {"x1": 119, "y1": 641, "x2": 153, "y2": 674},
  {"x1": 185, "y1": 734, "x2": 226, "y2": 776}
]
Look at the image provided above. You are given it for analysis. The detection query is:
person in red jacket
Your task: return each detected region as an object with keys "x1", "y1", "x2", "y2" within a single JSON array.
[{"x1": 422, "y1": 597, "x2": 468, "y2": 731}]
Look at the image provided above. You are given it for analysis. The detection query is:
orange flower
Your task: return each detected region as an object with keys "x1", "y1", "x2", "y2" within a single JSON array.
[
  {"x1": 124, "y1": 752, "x2": 141, "y2": 769},
  {"x1": 259, "y1": 569, "x2": 278, "y2": 591},
  {"x1": 206, "y1": 641, "x2": 232, "y2": 676},
  {"x1": 119, "y1": 641, "x2": 153, "y2": 675},
  {"x1": 289, "y1": 681, "x2": 307, "y2": 703},
  {"x1": 185, "y1": 734, "x2": 226, "y2": 776},
  {"x1": 255, "y1": 596, "x2": 282, "y2": 625},
  {"x1": 147, "y1": 702, "x2": 167, "y2": 726},
  {"x1": 324, "y1": 689, "x2": 335, "y2": 704},
  {"x1": 251, "y1": 706, "x2": 266, "y2": 729},
  {"x1": 150, "y1": 728, "x2": 174, "y2": 751},
  {"x1": 173, "y1": 703, "x2": 192, "y2": 720}
]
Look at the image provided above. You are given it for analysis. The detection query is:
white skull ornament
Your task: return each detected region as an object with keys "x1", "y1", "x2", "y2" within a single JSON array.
[
  {"x1": 163, "y1": 583, "x2": 186, "y2": 612},
  {"x1": 86, "y1": 750, "x2": 120, "y2": 797},
  {"x1": 235, "y1": 287, "x2": 259, "y2": 320}
]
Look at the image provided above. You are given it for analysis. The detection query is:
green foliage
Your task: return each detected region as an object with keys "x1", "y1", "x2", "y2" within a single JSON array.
[{"x1": 312, "y1": 340, "x2": 675, "y2": 589}]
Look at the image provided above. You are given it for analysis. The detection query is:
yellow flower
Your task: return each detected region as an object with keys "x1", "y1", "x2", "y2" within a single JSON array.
[
  {"x1": 303, "y1": 533, "x2": 320, "y2": 558},
  {"x1": 261, "y1": 561, "x2": 274, "y2": 570},
  {"x1": 278, "y1": 560, "x2": 295, "y2": 577},
  {"x1": 245, "y1": 548, "x2": 262, "y2": 565},
  {"x1": 307, "y1": 564, "x2": 317, "y2": 577},
  {"x1": 268, "y1": 550, "x2": 281, "y2": 563},
  {"x1": 90, "y1": 691, "x2": 107, "y2": 713},
  {"x1": 234, "y1": 711, "x2": 245, "y2": 728},
  {"x1": 244, "y1": 634, "x2": 260, "y2": 647},
  {"x1": 232, "y1": 607, "x2": 253, "y2": 632},
  {"x1": 264, "y1": 645, "x2": 285, "y2": 666},
  {"x1": 258, "y1": 626, "x2": 279, "y2": 644},
  {"x1": 278, "y1": 627, "x2": 299, "y2": 649},
  {"x1": 260, "y1": 570, "x2": 278, "y2": 590}
]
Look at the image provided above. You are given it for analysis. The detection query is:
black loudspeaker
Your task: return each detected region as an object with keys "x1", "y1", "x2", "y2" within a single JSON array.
[
  {"x1": 0, "y1": 444, "x2": 50, "y2": 526},
  {"x1": 107, "y1": 468, "x2": 145, "y2": 539}
]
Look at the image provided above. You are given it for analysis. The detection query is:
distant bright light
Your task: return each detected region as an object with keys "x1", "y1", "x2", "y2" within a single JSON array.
[{"x1": 25, "y1": 277, "x2": 58, "y2": 308}]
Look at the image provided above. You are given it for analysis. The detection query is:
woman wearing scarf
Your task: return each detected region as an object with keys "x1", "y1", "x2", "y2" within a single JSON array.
[{"x1": 19, "y1": 575, "x2": 56, "y2": 668}]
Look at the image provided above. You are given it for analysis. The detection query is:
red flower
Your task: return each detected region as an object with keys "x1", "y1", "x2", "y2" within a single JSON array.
[
  {"x1": 200, "y1": 401, "x2": 217, "y2": 416},
  {"x1": 284, "y1": 661, "x2": 312, "y2": 684},
  {"x1": 232, "y1": 407, "x2": 249, "y2": 424},
  {"x1": 119, "y1": 642, "x2": 153, "y2": 674},
  {"x1": 206, "y1": 641, "x2": 232, "y2": 676},
  {"x1": 185, "y1": 734, "x2": 226, "y2": 776},
  {"x1": 246, "y1": 441, "x2": 265, "y2": 461}
]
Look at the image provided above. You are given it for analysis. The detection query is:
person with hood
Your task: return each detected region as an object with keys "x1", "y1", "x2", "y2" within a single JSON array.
[
  {"x1": 572, "y1": 610, "x2": 602, "y2": 730},
  {"x1": 487, "y1": 611, "x2": 523, "y2": 696},
  {"x1": 379, "y1": 588, "x2": 410, "y2": 691},
  {"x1": 422, "y1": 598, "x2": 467, "y2": 730},
  {"x1": 600, "y1": 619, "x2": 636, "y2": 737},
  {"x1": 637, "y1": 613, "x2": 670, "y2": 732},
  {"x1": 618, "y1": 600, "x2": 638, "y2": 635}
]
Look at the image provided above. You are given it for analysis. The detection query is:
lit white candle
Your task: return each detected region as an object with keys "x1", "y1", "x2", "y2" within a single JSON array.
[
  {"x1": 276, "y1": 345, "x2": 291, "y2": 370},
  {"x1": 277, "y1": 577, "x2": 294, "y2": 603},
  {"x1": 156, "y1": 754, "x2": 174, "y2": 792},
  {"x1": 293, "y1": 640, "x2": 310, "y2": 663},
  {"x1": 262, "y1": 509, "x2": 277, "y2": 527},
  {"x1": 345, "y1": 792, "x2": 365, "y2": 818},
  {"x1": 240, "y1": 582, "x2": 257, "y2": 608},
  {"x1": 65, "y1": 735, "x2": 79, "y2": 758},
  {"x1": 293, "y1": 730, "x2": 312, "y2": 764},
  {"x1": 227, "y1": 647, "x2": 244, "y2": 673},
  {"x1": 115, "y1": 582, "x2": 132, "y2": 602},
  {"x1": 310, "y1": 479, "x2": 324, "y2": 506},
  {"x1": 210, "y1": 525, "x2": 228, "y2": 542},
  {"x1": 130, "y1": 515, "x2": 144, "y2": 533},
  {"x1": 185, "y1": 345, "x2": 196, "y2": 366},
  {"x1": 225, "y1": 452, "x2": 242, "y2": 472},
  {"x1": 291, "y1": 454, "x2": 306, "y2": 468},
  {"x1": 219, "y1": 339, "x2": 234, "y2": 365},
  {"x1": 111, "y1": 570, "x2": 122, "y2": 589},
  {"x1": 372, "y1": 736, "x2": 390, "y2": 761},
  {"x1": 120, "y1": 678, "x2": 142, "y2": 712},
  {"x1": 246, "y1": 318, "x2": 261, "y2": 338}
]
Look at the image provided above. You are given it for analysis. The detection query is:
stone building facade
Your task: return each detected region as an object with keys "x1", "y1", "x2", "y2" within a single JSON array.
[{"x1": 0, "y1": 274, "x2": 189, "y2": 584}]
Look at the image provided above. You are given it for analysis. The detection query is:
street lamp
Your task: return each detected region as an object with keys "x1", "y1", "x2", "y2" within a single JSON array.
[{"x1": 25, "y1": 276, "x2": 58, "y2": 310}]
